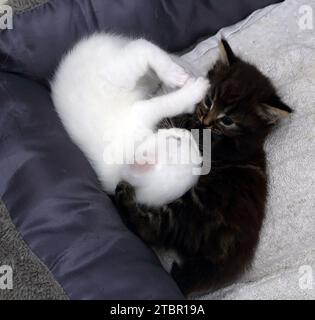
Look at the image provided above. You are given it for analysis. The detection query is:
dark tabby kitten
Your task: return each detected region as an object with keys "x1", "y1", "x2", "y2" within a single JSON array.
[{"x1": 115, "y1": 40, "x2": 293, "y2": 296}]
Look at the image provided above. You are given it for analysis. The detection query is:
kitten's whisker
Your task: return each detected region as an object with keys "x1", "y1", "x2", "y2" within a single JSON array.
[{"x1": 168, "y1": 117, "x2": 175, "y2": 128}]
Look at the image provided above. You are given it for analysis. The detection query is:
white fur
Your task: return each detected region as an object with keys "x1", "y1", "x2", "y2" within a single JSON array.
[{"x1": 51, "y1": 33, "x2": 209, "y2": 206}]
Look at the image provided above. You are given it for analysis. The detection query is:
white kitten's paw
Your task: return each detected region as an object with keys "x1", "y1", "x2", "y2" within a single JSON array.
[
  {"x1": 157, "y1": 62, "x2": 189, "y2": 89},
  {"x1": 182, "y1": 77, "x2": 210, "y2": 113}
]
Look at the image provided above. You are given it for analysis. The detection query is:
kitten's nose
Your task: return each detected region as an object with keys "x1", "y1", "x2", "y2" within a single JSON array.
[
  {"x1": 202, "y1": 113, "x2": 215, "y2": 127},
  {"x1": 197, "y1": 104, "x2": 216, "y2": 127}
]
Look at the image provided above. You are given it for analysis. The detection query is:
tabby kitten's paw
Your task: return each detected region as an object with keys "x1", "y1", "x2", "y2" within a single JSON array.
[{"x1": 115, "y1": 181, "x2": 136, "y2": 209}]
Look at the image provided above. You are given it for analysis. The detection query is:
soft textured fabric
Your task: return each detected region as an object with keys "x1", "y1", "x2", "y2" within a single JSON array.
[
  {"x1": 175, "y1": 0, "x2": 315, "y2": 299},
  {"x1": 0, "y1": 201, "x2": 67, "y2": 300},
  {"x1": 6, "y1": 0, "x2": 48, "y2": 13}
]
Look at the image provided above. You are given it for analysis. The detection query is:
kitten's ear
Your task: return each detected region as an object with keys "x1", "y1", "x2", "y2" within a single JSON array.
[
  {"x1": 259, "y1": 95, "x2": 293, "y2": 124},
  {"x1": 219, "y1": 39, "x2": 238, "y2": 66}
]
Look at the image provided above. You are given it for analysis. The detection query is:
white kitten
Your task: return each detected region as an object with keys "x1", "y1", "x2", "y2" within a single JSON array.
[{"x1": 51, "y1": 33, "x2": 209, "y2": 206}]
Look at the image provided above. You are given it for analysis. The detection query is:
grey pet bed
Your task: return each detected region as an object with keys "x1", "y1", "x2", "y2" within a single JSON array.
[{"x1": 0, "y1": 0, "x2": 289, "y2": 300}]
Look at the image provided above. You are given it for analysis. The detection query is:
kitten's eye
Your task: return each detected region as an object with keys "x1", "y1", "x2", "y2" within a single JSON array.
[{"x1": 220, "y1": 116, "x2": 234, "y2": 126}]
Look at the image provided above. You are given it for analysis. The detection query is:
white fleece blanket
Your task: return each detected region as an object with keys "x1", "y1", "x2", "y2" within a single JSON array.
[{"x1": 179, "y1": 0, "x2": 315, "y2": 300}]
